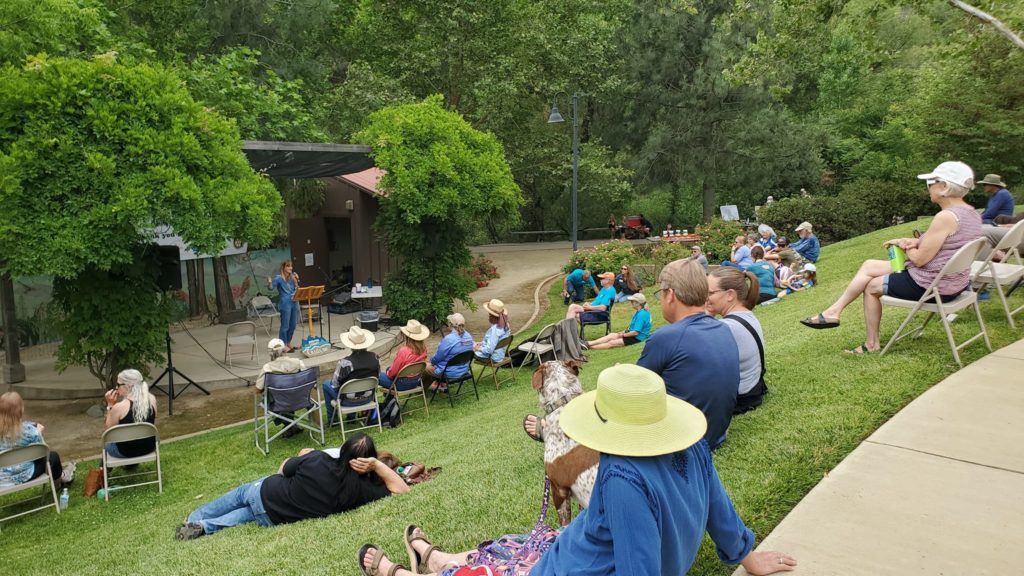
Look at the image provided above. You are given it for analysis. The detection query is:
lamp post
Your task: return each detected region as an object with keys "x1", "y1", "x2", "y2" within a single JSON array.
[{"x1": 547, "y1": 93, "x2": 579, "y2": 252}]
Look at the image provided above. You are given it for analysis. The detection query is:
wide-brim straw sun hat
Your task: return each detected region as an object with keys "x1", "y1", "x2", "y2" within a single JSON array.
[
  {"x1": 482, "y1": 298, "x2": 506, "y2": 317},
  {"x1": 340, "y1": 326, "x2": 376, "y2": 350},
  {"x1": 400, "y1": 319, "x2": 430, "y2": 341},
  {"x1": 559, "y1": 364, "x2": 707, "y2": 457}
]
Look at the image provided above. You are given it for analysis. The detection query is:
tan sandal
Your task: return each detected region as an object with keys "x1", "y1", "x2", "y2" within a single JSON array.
[
  {"x1": 358, "y1": 544, "x2": 404, "y2": 576},
  {"x1": 404, "y1": 525, "x2": 442, "y2": 574}
]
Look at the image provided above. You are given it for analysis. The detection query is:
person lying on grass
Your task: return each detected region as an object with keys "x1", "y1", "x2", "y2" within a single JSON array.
[
  {"x1": 175, "y1": 432, "x2": 408, "y2": 541},
  {"x1": 582, "y1": 292, "x2": 651, "y2": 350},
  {"x1": 356, "y1": 365, "x2": 796, "y2": 576},
  {"x1": 800, "y1": 161, "x2": 983, "y2": 355}
]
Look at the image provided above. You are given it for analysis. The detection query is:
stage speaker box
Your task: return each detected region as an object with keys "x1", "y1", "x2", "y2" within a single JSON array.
[{"x1": 155, "y1": 245, "x2": 183, "y2": 291}]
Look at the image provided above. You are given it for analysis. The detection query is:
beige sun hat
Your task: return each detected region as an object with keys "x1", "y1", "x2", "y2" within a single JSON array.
[
  {"x1": 400, "y1": 319, "x2": 430, "y2": 341},
  {"x1": 979, "y1": 174, "x2": 1006, "y2": 187},
  {"x1": 339, "y1": 326, "x2": 375, "y2": 350},
  {"x1": 482, "y1": 298, "x2": 506, "y2": 317},
  {"x1": 794, "y1": 221, "x2": 813, "y2": 232},
  {"x1": 559, "y1": 364, "x2": 707, "y2": 457},
  {"x1": 627, "y1": 292, "x2": 647, "y2": 305}
]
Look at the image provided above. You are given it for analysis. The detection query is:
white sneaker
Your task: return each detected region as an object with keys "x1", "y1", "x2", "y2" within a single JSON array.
[
  {"x1": 945, "y1": 313, "x2": 958, "y2": 323},
  {"x1": 61, "y1": 462, "x2": 77, "y2": 485}
]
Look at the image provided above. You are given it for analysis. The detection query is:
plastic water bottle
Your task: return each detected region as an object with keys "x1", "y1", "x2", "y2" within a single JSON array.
[
  {"x1": 97, "y1": 486, "x2": 122, "y2": 499},
  {"x1": 367, "y1": 278, "x2": 374, "y2": 289},
  {"x1": 888, "y1": 245, "x2": 906, "y2": 273},
  {"x1": 59, "y1": 488, "x2": 69, "y2": 510}
]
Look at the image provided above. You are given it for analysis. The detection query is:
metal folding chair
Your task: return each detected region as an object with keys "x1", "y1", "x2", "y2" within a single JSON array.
[
  {"x1": 254, "y1": 366, "x2": 324, "y2": 455},
  {"x1": 0, "y1": 444, "x2": 60, "y2": 528},
  {"x1": 101, "y1": 423, "x2": 162, "y2": 500}
]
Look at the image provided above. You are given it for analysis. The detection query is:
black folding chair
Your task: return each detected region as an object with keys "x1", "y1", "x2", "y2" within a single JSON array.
[{"x1": 429, "y1": 349, "x2": 478, "y2": 407}]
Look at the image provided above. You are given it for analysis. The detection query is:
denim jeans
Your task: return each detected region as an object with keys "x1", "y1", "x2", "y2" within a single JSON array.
[
  {"x1": 187, "y1": 478, "x2": 273, "y2": 535},
  {"x1": 278, "y1": 300, "x2": 299, "y2": 345},
  {"x1": 614, "y1": 291, "x2": 631, "y2": 303},
  {"x1": 378, "y1": 372, "x2": 421, "y2": 392},
  {"x1": 564, "y1": 283, "x2": 586, "y2": 305},
  {"x1": 104, "y1": 443, "x2": 127, "y2": 458}
]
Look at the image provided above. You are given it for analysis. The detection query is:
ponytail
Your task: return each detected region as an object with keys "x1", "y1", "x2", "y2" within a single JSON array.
[
  {"x1": 709, "y1": 267, "x2": 758, "y2": 310},
  {"x1": 741, "y1": 271, "x2": 760, "y2": 310}
]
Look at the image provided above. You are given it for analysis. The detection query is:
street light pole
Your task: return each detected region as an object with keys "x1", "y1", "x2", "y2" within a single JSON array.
[{"x1": 547, "y1": 92, "x2": 580, "y2": 252}]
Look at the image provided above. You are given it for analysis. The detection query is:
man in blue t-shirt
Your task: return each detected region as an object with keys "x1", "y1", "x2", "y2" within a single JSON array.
[
  {"x1": 566, "y1": 272, "x2": 616, "y2": 323},
  {"x1": 563, "y1": 268, "x2": 597, "y2": 304},
  {"x1": 979, "y1": 174, "x2": 1014, "y2": 225},
  {"x1": 790, "y1": 221, "x2": 820, "y2": 263},
  {"x1": 637, "y1": 259, "x2": 740, "y2": 449}
]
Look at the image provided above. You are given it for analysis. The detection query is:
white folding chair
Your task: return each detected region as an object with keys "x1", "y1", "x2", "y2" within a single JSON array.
[
  {"x1": 332, "y1": 377, "x2": 382, "y2": 441},
  {"x1": 970, "y1": 220, "x2": 1024, "y2": 328},
  {"x1": 386, "y1": 361, "x2": 429, "y2": 422},
  {"x1": 0, "y1": 444, "x2": 60, "y2": 528},
  {"x1": 880, "y1": 238, "x2": 991, "y2": 367},
  {"x1": 254, "y1": 366, "x2": 324, "y2": 455},
  {"x1": 248, "y1": 295, "x2": 280, "y2": 336},
  {"x1": 473, "y1": 334, "x2": 515, "y2": 389},
  {"x1": 225, "y1": 321, "x2": 258, "y2": 367},
  {"x1": 514, "y1": 323, "x2": 557, "y2": 378},
  {"x1": 101, "y1": 423, "x2": 162, "y2": 501}
]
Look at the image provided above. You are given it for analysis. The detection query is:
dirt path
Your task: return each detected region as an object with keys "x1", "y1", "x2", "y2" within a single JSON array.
[{"x1": 22, "y1": 242, "x2": 576, "y2": 460}]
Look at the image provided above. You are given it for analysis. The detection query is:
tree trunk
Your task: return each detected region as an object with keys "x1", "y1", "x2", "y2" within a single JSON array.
[
  {"x1": 0, "y1": 270, "x2": 25, "y2": 387},
  {"x1": 185, "y1": 259, "x2": 208, "y2": 318},
  {"x1": 702, "y1": 178, "x2": 715, "y2": 224},
  {"x1": 213, "y1": 256, "x2": 234, "y2": 320}
]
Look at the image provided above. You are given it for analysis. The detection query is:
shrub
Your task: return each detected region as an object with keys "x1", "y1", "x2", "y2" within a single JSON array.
[
  {"x1": 695, "y1": 219, "x2": 744, "y2": 261},
  {"x1": 464, "y1": 254, "x2": 500, "y2": 283},
  {"x1": 562, "y1": 240, "x2": 636, "y2": 276},
  {"x1": 758, "y1": 178, "x2": 934, "y2": 244},
  {"x1": 650, "y1": 242, "x2": 691, "y2": 265}
]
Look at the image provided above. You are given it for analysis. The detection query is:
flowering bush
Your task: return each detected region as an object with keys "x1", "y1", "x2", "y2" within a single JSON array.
[
  {"x1": 695, "y1": 219, "x2": 744, "y2": 261},
  {"x1": 562, "y1": 240, "x2": 636, "y2": 275},
  {"x1": 465, "y1": 254, "x2": 500, "y2": 283}
]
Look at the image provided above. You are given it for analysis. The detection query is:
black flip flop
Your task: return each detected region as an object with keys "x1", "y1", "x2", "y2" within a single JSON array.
[
  {"x1": 800, "y1": 313, "x2": 840, "y2": 329},
  {"x1": 844, "y1": 343, "x2": 876, "y2": 355}
]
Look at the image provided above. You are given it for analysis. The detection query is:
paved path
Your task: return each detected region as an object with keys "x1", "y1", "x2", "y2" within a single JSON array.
[{"x1": 734, "y1": 338, "x2": 1024, "y2": 576}]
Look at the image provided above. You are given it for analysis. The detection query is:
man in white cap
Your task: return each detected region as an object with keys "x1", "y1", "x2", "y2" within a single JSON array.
[
  {"x1": 979, "y1": 173, "x2": 1014, "y2": 225},
  {"x1": 255, "y1": 338, "x2": 308, "y2": 437},
  {"x1": 322, "y1": 326, "x2": 380, "y2": 425},
  {"x1": 789, "y1": 221, "x2": 819, "y2": 263}
]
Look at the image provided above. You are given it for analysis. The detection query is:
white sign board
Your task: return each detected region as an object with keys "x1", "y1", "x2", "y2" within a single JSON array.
[
  {"x1": 152, "y1": 225, "x2": 247, "y2": 261},
  {"x1": 304, "y1": 253, "x2": 314, "y2": 266},
  {"x1": 719, "y1": 205, "x2": 739, "y2": 221}
]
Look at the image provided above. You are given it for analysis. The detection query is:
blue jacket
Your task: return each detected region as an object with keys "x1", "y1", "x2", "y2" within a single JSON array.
[
  {"x1": 981, "y1": 188, "x2": 1015, "y2": 224},
  {"x1": 790, "y1": 234, "x2": 820, "y2": 263},
  {"x1": 430, "y1": 329, "x2": 474, "y2": 378},
  {"x1": 476, "y1": 324, "x2": 511, "y2": 363}
]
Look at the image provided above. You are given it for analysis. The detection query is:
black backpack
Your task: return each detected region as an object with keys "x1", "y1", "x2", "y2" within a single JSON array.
[{"x1": 367, "y1": 394, "x2": 402, "y2": 428}]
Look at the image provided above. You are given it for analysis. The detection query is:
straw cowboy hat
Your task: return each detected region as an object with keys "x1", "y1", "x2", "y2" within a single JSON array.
[
  {"x1": 482, "y1": 298, "x2": 506, "y2": 317},
  {"x1": 559, "y1": 364, "x2": 707, "y2": 457},
  {"x1": 400, "y1": 319, "x2": 430, "y2": 341},
  {"x1": 339, "y1": 326, "x2": 375, "y2": 350},
  {"x1": 978, "y1": 174, "x2": 1007, "y2": 188}
]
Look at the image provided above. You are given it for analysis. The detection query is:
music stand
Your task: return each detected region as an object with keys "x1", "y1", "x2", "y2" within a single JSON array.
[
  {"x1": 151, "y1": 331, "x2": 209, "y2": 416},
  {"x1": 294, "y1": 285, "x2": 325, "y2": 340}
]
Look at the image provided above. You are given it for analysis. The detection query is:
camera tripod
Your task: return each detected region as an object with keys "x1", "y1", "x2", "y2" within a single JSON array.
[{"x1": 151, "y1": 331, "x2": 209, "y2": 415}]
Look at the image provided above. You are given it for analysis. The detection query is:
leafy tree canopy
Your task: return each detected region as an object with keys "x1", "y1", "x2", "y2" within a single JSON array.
[
  {"x1": 0, "y1": 55, "x2": 282, "y2": 278},
  {"x1": 0, "y1": 0, "x2": 112, "y2": 65}
]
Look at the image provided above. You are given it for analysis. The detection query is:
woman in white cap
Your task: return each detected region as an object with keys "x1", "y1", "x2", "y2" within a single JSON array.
[
  {"x1": 584, "y1": 292, "x2": 651, "y2": 350},
  {"x1": 255, "y1": 338, "x2": 309, "y2": 437},
  {"x1": 379, "y1": 320, "x2": 430, "y2": 392},
  {"x1": 474, "y1": 299, "x2": 511, "y2": 363},
  {"x1": 423, "y1": 313, "x2": 474, "y2": 390},
  {"x1": 323, "y1": 326, "x2": 380, "y2": 425},
  {"x1": 356, "y1": 364, "x2": 796, "y2": 576},
  {"x1": 801, "y1": 161, "x2": 983, "y2": 354}
]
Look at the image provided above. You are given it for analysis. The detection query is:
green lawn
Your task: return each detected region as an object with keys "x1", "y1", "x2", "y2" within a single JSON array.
[{"x1": 4, "y1": 219, "x2": 1023, "y2": 575}]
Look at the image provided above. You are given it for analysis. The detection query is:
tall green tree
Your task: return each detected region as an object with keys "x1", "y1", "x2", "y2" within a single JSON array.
[
  {"x1": 0, "y1": 56, "x2": 281, "y2": 386},
  {"x1": 356, "y1": 96, "x2": 522, "y2": 324}
]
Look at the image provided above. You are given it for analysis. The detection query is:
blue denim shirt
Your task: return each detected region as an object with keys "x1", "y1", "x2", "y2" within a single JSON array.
[{"x1": 790, "y1": 234, "x2": 820, "y2": 263}]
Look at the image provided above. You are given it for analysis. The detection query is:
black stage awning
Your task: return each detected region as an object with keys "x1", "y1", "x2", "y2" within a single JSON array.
[{"x1": 243, "y1": 141, "x2": 374, "y2": 178}]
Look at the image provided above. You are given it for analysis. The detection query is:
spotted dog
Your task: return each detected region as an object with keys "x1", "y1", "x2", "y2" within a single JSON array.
[{"x1": 532, "y1": 360, "x2": 599, "y2": 526}]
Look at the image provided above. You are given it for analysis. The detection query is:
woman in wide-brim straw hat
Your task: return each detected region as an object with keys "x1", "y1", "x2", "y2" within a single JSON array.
[
  {"x1": 379, "y1": 320, "x2": 431, "y2": 392},
  {"x1": 356, "y1": 364, "x2": 797, "y2": 576},
  {"x1": 474, "y1": 299, "x2": 511, "y2": 363}
]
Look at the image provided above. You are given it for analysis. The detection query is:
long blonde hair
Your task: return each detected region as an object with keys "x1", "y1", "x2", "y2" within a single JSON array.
[
  {"x1": 118, "y1": 369, "x2": 154, "y2": 423},
  {"x1": 0, "y1": 392, "x2": 25, "y2": 442}
]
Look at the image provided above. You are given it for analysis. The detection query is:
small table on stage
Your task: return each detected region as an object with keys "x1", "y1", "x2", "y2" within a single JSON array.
[{"x1": 351, "y1": 286, "x2": 383, "y2": 310}]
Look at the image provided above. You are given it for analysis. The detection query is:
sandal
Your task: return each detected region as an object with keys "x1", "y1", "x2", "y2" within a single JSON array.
[
  {"x1": 522, "y1": 415, "x2": 543, "y2": 443},
  {"x1": 800, "y1": 313, "x2": 840, "y2": 329},
  {"x1": 405, "y1": 525, "x2": 443, "y2": 574},
  {"x1": 358, "y1": 544, "x2": 404, "y2": 576},
  {"x1": 844, "y1": 343, "x2": 876, "y2": 355}
]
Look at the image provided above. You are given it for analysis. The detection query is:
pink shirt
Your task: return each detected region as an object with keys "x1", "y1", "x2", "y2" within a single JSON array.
[
  {"x1": 907, "y1": 205, "x2": 982, "y2": 295},
  {"x1": 386, "y1": 346, "x2": 428, "y2": 380}
]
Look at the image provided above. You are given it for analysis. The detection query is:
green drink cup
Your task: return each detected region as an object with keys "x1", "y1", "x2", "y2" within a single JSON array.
[{"x1": 888, "y1": 245, "x2": 906, "y2": 272}]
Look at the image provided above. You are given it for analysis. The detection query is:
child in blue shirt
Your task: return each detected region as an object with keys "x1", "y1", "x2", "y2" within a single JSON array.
[
  {"x1": 776, "y1": 263, "x2": 816, "y2": 298},
  {"x1": 585, "y1": 292, "x2": 652, "y2": 349}
]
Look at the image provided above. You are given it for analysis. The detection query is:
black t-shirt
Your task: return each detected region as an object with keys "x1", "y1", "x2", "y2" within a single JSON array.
[{"x1": 259, "y1": 451, "x2": 390, "y2": 525}]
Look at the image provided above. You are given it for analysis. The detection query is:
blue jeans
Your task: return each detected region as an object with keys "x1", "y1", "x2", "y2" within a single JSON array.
[
  {"x1": 105, "y1": 443, "x2": 126, "y2": 458},
  {"x1": 278, "y1": 300, "x2": 299, "y2": 345},
  {"x1": 187, "y1": 478, "x2": 272, "y2": 535},
  {"x1": 614, "y1": 292, "x2": 631, "y2": 303},
  {"x1": 322, "y1": 380, "x2": 374, "y2": 424},
  {"x1": 564, "y1": 283, "x2": 586, "y2": 304},
  {"x1": 379, "y1": 372, "x2": 421, "y2": 392},
  {"x1": 720, "y1": 261, "x2": 745, "y2": 269}
]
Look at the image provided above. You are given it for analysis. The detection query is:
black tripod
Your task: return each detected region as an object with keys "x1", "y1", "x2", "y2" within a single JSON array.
[{"x1": 151, "y1": 331, "x2": 209, "y2": 415}]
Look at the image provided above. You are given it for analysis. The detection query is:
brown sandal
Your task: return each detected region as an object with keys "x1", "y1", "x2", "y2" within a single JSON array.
[
  {"x1": 358, "y1": 544, "x2": 404, "y2": 576},
  {"x1": 404, "y1": 525, "x2": 442, "y2": 574},
  {"x1": 522, "y1": 414, "x2": 543, "y2": 442}
]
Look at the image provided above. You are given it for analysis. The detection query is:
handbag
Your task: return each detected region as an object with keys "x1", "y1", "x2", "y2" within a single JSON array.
[
  {"x1": 466, "y1": 479, "x2": 558, "y2": 576},
  {"x1": 83, "y1": 468, "x2": 104, "y2": 497}
]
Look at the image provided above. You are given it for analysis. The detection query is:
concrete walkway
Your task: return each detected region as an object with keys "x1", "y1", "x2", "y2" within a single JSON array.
[{"x1": 734, "y1": 338, "x2": 1024, "y2": 575}]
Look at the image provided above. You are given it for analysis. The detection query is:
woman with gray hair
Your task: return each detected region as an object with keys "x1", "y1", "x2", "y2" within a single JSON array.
[
  {"x1": 801, "y1": 161, "x2": 983, "y2": 354},
  {"x1": 103, "y1": 369, "x2": 158, "y2": 458}
]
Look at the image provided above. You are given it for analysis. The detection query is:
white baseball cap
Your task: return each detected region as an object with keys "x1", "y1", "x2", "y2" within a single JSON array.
[
  {"x1": 801, "y1": 263, "x2": 817, "y2": 273},
  {"x1": 916, "y1": 161, "x2": 974, "y2": 190}
]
